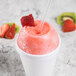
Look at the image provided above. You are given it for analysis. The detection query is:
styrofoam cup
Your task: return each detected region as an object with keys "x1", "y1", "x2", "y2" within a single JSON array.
[{"x1": 16, "y1": 37, "x2": 61, "y2": 76}]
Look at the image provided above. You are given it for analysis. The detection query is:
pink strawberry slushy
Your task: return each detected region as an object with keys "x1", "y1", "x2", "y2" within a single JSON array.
[{"x1": 17, "y1": 20, "x2": 59, "y2": 55}]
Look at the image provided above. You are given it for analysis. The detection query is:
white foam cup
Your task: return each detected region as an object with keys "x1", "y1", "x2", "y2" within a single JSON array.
[{"x1": 16, "y1": 36, "x2": 61, "y2": 76}]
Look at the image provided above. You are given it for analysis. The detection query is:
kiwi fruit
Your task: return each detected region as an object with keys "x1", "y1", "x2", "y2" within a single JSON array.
[
  {"x1": 5, "y1": 23, "x2": 20, "y2": 34},
  {"x1": 57, "y1": 12, "x2": 76, "y2": 26}
]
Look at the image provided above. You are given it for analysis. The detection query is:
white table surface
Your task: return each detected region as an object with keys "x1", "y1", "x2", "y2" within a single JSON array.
[{"x1": 0, "y1": 0, "x2": 76, "y2": 76}]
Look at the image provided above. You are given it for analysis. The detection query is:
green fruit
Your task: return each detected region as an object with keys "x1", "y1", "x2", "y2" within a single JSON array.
[
  {"x1": 57, "y1": 12, "x2": 76, "y2": 26},
  {"x1": 15, "y1": 24, "x2": 20, "y2": 33},
  {"x1": 75, "y1": 14, "x2": 76, "y2": 25},
  {"x1": 5, "y1": 23, "x2": 20, "y2": 34}
]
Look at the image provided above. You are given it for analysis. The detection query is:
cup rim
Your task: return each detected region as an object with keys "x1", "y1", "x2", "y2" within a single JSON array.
[{"x1": 16, "y1": 35, "x2": 61, "y2": 58}]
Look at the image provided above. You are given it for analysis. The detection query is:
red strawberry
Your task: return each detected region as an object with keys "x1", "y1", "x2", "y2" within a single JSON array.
[
  {"x1": 0, "y1": 24, "x2": 10, "y2": 37},
  {"x1": 21, "y1": 14, "x2": 35, "y2": 27},
  {"x1": 5, "y1": 24, "x2": 15, "y2": 39},
  {"x1": 62, "y1": 20, "x2": 76, "y2": 32}
]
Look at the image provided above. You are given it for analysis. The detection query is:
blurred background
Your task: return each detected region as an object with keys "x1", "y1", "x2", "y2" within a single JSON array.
[
  {"x1": 0, "y1": 0, "x2": 76, "y2": 25},
  {"x1": 0, "y1": 0, "x2": 76, "y2": 76}
]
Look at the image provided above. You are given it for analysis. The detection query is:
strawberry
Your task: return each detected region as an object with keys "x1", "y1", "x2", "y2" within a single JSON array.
[
  {"x1": 21, "y1": 14, "x2": 35, "y2": 27},
  {"x1": 5, "y1": 24, "x2": 15, "y2": 39},
  {"x1": 0, "y1": 24, "x2": 10, "y2": 37},
  {"x1": 62, "y1": 20, "x2": 76, "y2": 32}
]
